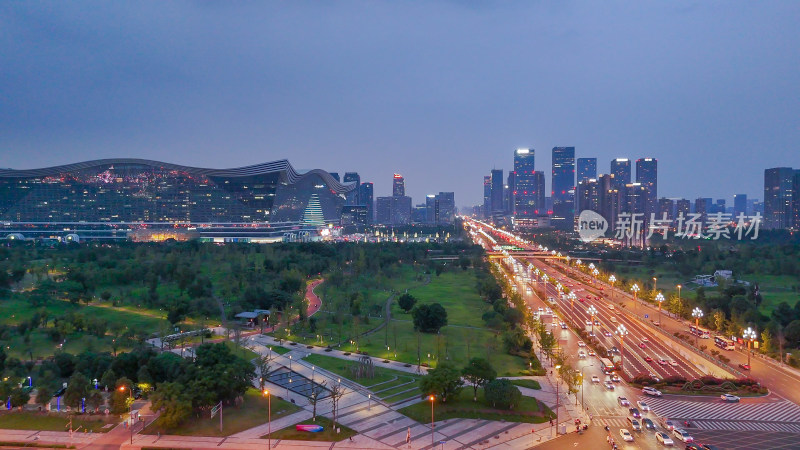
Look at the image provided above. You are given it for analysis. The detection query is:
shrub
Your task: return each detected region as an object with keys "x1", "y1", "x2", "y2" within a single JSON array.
[{"x1": 483, "y1": 379, "x2": 522, "y2": 410}]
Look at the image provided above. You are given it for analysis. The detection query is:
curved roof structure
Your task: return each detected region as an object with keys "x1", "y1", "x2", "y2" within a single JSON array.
[{"x1": 0, "y1": 158, "x2": 355, "y2": 194}]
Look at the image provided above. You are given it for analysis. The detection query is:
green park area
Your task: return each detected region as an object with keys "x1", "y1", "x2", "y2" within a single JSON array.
[
  {"x1": 143, "y1": 388, "x2": 300, "y2": 437},
  {"x1": 399, "y1": 388, "x2": 552, "y2": 424},
  {"x1": 0, "y1": 411, "x2": 115, "y2": 433},
  {"x1": 266, "y1": 416, "x2": 357, "y2": 442}
]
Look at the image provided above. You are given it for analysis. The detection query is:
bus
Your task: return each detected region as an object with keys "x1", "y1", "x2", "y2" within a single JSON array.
[
  {"x1": 714, "y1": 336, "x2": 736, "y2": 351},
  {"x1": 600, "y1": 357, "x2": 616, "y2": 374},
  {"x1": 689, "y1": 325, "x2": 711, "y2": 339}
]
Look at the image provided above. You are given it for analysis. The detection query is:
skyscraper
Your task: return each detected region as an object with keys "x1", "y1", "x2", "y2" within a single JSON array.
[
  {"x1": 576, "y1": 178, "x2": 600, "y2": 214},
  {"x1": 329, "y1": 172, "x2": 341, "y2": 183},
  {"x1": 393, "y1": 173, "x2": 405, "y2": 197},
  {"x1": 359, "y1": 182, "x2": 374, "y2": 224},
  {"x1": 694, "y1": 198, "x2": 709, "y2": 223},
  {"x1": 343, "y1": 172, "x2": 361, "y2": 205},
  {"x1": 437, "y1": 192, "x2": 455, "y2": 224},
  {"x1": 506, "y1": 172, "x2": 516, "y2": 214},
  {"x1": 532, "y1": 171, "x2": 546, "y2": 216},
  {"x1": 764, "y1": 167, "x2": 794, "y2": 229},
  {"x1": 599, "y1": 174, "x2": 621, "y2": 233},
  {"x1": 611, "y1": 158, "x2": 631, "y2": 188},
  {"x1": 793, "y1": 171, "x2": 800, "y2": 229},
  {"x1": 426, "y1": 195, "x2": 438, "y2": 224},
  {"x1": 733, "y1": 194, "x2": 747, "y2": 217},
  {"x1": 483, "y1": 175, "x2": 492, "y2": 218},
  {"x1": 657, "y1": 198, "x2": 674, "y2": 221},
  {"x1": 551, "y1": 147, "x2": 575, "y2": 230},
  {"x1": 491, "y1": 169, "x2": 504, "y2": 215},
  {"x1": 676, "y1": 199, "x2": 691, "y2": 219},
  {"x1": 513, "y1": 148, "x2": 537, "y2": 219},
  {"x1": 577, "y1": 158, "x2": 597, "y2": 183},
  {"x1": 635, "y1": 158, "x2": 657, "y2": 216}
]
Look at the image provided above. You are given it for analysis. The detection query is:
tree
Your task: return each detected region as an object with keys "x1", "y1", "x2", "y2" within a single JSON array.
[
  {"x1": 150, "y1": 381, "x2": 193, "y2": 429},
  {"x1": 64, "y1": 372, "x2": 90, "y2": 408},
  {"x1": 784, "y1": 320, "x2": 800, "y2": 348},
  {"x1": 419, "y1": 362, "x2": 463, "y2": 403},
  {"x1": 307, "y1": 380, "x2": 327, "y2": 422},
  {"x1": 100, "y1": 369, "x2": 117, "y2": 391},
  {"x1": 10, "y1": 387, "x2": 30, "y2": 408},
  {"x1": 483, "y1": 379, "x2": 521, "y2": 409},
  {"x1": 462, "y1": 357, "x2": 496, "y2": 401},
  {"x1": 88, "y1": 391, "x2": 104, "y2": 413},
  {"x1": 329, "y1": 381, "x2": 347, "y2": 431},
  {"x1": 397, "y1": 293, "x2": 418, "y2": 313},
  {"x1": 35, "y1": 385, "x2": 53, "y2": 409},
  {"x1": 761, "y1": 329, "x2": 773, "y2": 354},
  {"x1": 411, "y1": 303, "x2": 448, "y2": 333},
  {"x1": 712, "y1": 309, "x2": 726, "y2": 331},
  {"x1": 111, "y1": 377, "x2": 134, "y2": 414},
  {"x1": 502, "y1": 327, "x2": 533, "y2": 354}
]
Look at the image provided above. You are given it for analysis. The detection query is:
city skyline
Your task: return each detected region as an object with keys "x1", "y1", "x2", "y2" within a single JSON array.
[{"x1": 2, "y1": 2, "x2": 799, "y2": 206}]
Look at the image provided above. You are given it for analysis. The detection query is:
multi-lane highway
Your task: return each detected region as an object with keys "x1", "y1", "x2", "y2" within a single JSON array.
[{"x1": 465, "y1": 217, "x2": 800, "y2": 449}]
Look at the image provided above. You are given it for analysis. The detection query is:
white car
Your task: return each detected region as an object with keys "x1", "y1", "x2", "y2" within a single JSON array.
[
  {"x1": 578, "y1": 351, "x2": 586, "y2": 359},
  {"x1": 669, "y1": 360, "x2": 679, "y2": 367},
  {"x1": 604, "y1": 381, "x2": 615, "y2": 390},
  {"x1": 636, "y1": 400, "x2": 650, "y2": 412},
  {"x1": 672, "y1": 428, "x2": 693, "y2": 443},
  {"x1": 577, "y1": 341, "x2": 586, "y2": 347},
  {"x1": 656, "y1": 431, "x2": 674, "y2": 446},
  {"x1": 617, "y1": 396, "x2": 630, "y2": 406},
  {"x1": 619, "y1": 429, "x2": 634, "y2": 442},
  {"x1": 642, "y1": 387, "x2": 662, "y2": 397},
  {"x1": 721, "y1": 394, "x2": 741, "y2": 402},
  {"x1": 642, "y1": 337, "x2": 649, "y2": 343},
  {"x1": 591, "y1": 375, "x2": 600, "y2": 383}
]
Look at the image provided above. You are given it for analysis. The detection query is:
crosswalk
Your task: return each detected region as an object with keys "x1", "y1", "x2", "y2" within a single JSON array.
[{"x1": 644, "y1": 397, "x2": 800, "y2": 431}]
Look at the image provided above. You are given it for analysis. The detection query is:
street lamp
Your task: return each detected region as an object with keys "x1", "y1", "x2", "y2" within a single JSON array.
[
  {"x1": 592, "y1": 268, "x2": 599, "y2": 285},
  {"x1": 653, "y1": 277, "x2": 658, "y2": 295},
  {"x1": 743, "y1": 327, "x2": 757, "y2": 368},
  {"x1": 630, "y1": 284, "x2": 640, "y2": 313},
  {"x1": 609, "y1": 275, "x2": 616, "y2": 303},
  {"x1": 616, "y1": 325, "x2": 628, "y2": 376},
  {"x1": 542, "y1": 274, "x2": 549, "y2": 297},
  {"x1": 677, "y1": 285, "x2": 682, "y2": 311},
  {"x1": 263, "y1": 389, "x2": 271, "y2": 449},
  {"x1": 429, "y1": 395, "x2": 436, "y2": 447},
  {"x1": 655, "y1": 292, "x2": 665, "y2": 327},
  {"x1": 692, "y1": 307, "x2": 704, "y2": 346},
  {"x1": 587, "y1": 306, "x2": 598, "y2": 336},
  {"x1": 554, "y1": 364, "x2": 562, "y2": 436},
  {"x1": 119, "y1": 385, "x2": 133, "y2": 445},
  {"x1": 568, "y1": 292, "x2": 577, "y2": 325}
]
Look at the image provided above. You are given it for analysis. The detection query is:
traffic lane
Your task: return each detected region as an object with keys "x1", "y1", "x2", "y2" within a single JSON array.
[
  {"x1": 534, "y1": 418, "x2": 660, "y2": 450},
  {"x1": 686, "y1": 429, "x2": 797, "y2": 450}
]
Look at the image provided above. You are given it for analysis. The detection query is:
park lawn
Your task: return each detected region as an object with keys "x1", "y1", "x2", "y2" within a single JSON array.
[
  {"x1": 398, "y1": 388, "x2": 553, "y2": 424},
  {"x1": 403, "y1": 271, "x2": 488, "y2": 328},
  {"x1": 142, "y1": 389, "x2": 300, "y2": 437},
  {"x1": 303, "y1": 353, "x2": 419, "y2": 390},
  {"x1": 267, "y1": 346, "x2": 291, "y2": 355},
  {"x1": 222, "y1": 341, "x2": 260, "y2": 362},
  {"x1": 0, "y1": 411, "x2": 116, "y2": 432},
  {"x1": 265, "y1": 416, "x2": 357, "y2": 442},
  {"x1": 509, "y1": 379, "x2": 542, "y2": 390}
]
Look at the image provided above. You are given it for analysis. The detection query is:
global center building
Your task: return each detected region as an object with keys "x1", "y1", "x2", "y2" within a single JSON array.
[{"x1": 0, "y1": 159, "x2": 355, "y2": 242}]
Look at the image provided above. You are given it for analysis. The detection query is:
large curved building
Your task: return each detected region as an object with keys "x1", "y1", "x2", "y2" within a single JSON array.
[{"x1": 0, "y1": 158, "x2": 355, "y2": 241}]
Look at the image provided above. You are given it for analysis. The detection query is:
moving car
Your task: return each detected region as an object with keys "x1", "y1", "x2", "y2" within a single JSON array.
[
  {"x1": 636, "y1": 400, "x2": 650, "y2": 411},
  {"x1": 561, "y1": 322, "x2": 568, "y2": 329},
  {"x1": 629, "y1": 407, "x2": 641, "y2": 418},
  {"x1": 642, "y1": 387, "x2": 662, "y2": 397},
  {"x1": 644, "y1": 356, "x2": 653, "y2": 362},
  {"x1": 588, "y1": 349, "x2": 596, "y2": 356},
  {"x1": 578, "y1": 350, "x2": 586, "y2": 359},
  {"x1": 672, "y1": 428, "x2": 693, "y2": 443},
  {"x1": 669, "y1": 360, "x2": 679, "y2": 367},
  {"x1": 642, "y1": 337, "x2": 649, "y2": 343},
  {"x1": 639, "y1": 342, "x2": 647, "y2": 349},
  {"x1": 617, "y1": 396, "x2": 630, "y2": 406},
  {"x1": 661, "y1": 418, "x2": 676, "y2": 431},
  {"x1": 720, "y1": 394, "x2": 741, "y2": 402},
  {"x1": 611, "y1": 374, "x2": 621, "y2": 382},
  {"x1": 604, "y1": 331, "x2": 613, "y2": 337},
  {"x1": 591, "y1": 375, "x2": 600, "y2": 383},
  {"x1": 656, "y1": 431, "x2": 674, "y2": 446},
  {"x1": 619, "y1": 429, "x2": 634, "y2": 442},
  {"x1": 642, "y1": 417, "x2": 655, "y2": 430},
  {"x1": 578, "y1": 341, "x2": 586, "y2": 347},
  {"x1": 658, "y1": 358, "x2": 668, "y2": 365},
  {"x1": 738, "y1": 363, "x2": 751, "y2": 370},
  {"x1": 604, "y1": 381, "x2": 615, "y2": 390},
  {"x1": 627, "y1": 417, "x2": 642, "y2": 431}
]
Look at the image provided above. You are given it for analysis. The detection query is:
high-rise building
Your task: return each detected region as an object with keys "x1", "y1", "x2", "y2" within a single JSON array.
[
  {"x1": 577, "y1": 158, "x2": 597, "y2": 183},
  {"x1": 532, "y1": 171, "x2": 546, "y2": 216},
  {"x1": 733, "y1": 194, "x2": 748, "y2": 217},
  {"x1": 513, "y1": 148, "x2": 537, "y2": 219},
  {"x1": 376, "y1": 195, "x2": 412, "y2": 225},
  {"x1": 676, "y1": 199, "x2": 691, "y2": 219},
  {"x1": 491, "y1": 169, "x2": 504, "y2": 215},
  {"x1": 359, "y1": 182, "x2": 374, "y2": 224},
  {"x1": 576, "y1": 178, "x2": 600, "y2": 214},
  {"x1": 393, "y1": 173, "x2": 405, "y2": 197},
  {"x1": 657, "y1": 198, "x2": 674, "y2": 221},
  {"x1": 551, "y1": 147, "x2": 575, "y2": 230},
  {"x1": 611, "y1": 158, "x2": 631, "y2": 188},
  {"x1": 437, "y1": 192, "x2": 455, "y2": 224},
  {"x1": 635, "y1": 158, "x2": 657, "y2": 216},
  {"x1": 329, "y1": 172, "x2": 340, "y2": 183},
  {"x1": 506, "y1": 172, "x2": 515, "y2": 214},
  {"x1": 793, "y1": 171, "x2": 800, "y2": 229},
  {"x1": 713, "y1": 199, "x2": 726, "y2": 214},
  {"x1": 764, "y1": 167, "x2": 794, "y2": 229},
  {"x1": 694, "y1": 198, "x2": 710, "y2": 223},
  {"x1": 483, "y1": 175, "x2": 492, "y2": 218},
  {"x1": 425, "y1": 195, "x2": 438, "y2": 224},
  {"x1": 625, "y1": 183, "x2": 648, "y2": 245},
  {"x1": 376, "y1": 197, "x2": 391, "y2": 224},
  {"x1": 343, "y1": 172, "x2": 361, "y2": 205},
  {"x1": 599, "y1": 174, "x2": 621, "y2": 232}
]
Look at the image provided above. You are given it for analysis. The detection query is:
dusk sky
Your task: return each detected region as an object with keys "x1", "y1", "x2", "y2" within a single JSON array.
[{"x1": 2, "y1": 1, "x2": 799, "y2": 209}]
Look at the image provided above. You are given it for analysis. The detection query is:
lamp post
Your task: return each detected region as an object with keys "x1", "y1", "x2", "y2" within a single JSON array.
[
  {"x1": 119, "y1": 385, "x2": 133, "y2": 445},
  {"x1": 587, "y1": 306, "x2": 598, "y2": 337},
  {"x1": 692, "y1": 307, "x2": 704, "y2": 346},
  {"x1": 655, "y1": 292, "x2": 665, "y2": 327},
  {"x1": 262, "y1": 389, "x2": 271, "y2": 449},
  {"x1": 542, "y1": 274, "x2": 549, "y2": 298},
  {"x1": 677, "y1": 285, "x2": 682, "y2": 313},
  {"x1": 554, "y1": 364, "x2": 562, "y2": 436},
  {"x1": 743, "y1": 327, "x2": 757, "y2": 368},
  {"x1": 592, "y1": 268, "x2": 599, "y2": 285},
  {"x1": 616, "y1": 325, "x2": 628, "y2": 376},
  {"x1": 609, "y1": 275, "x2": 616, "y2": 303},
  {"x1": 652, "y1": 277, "x2": 657, "y2": 295},
  {"x1": 568, "y1": 292, "x2": 577, "y2": 325},
  {"x1": 429, "y1": 395, "x2": 435, "y2": 447},
  {"x1": 630, "y1": 284, "x2": 640, "y2": 313}
]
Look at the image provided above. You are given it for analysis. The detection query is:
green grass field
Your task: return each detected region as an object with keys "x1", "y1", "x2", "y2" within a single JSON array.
[
  {"x1": 303, "y1": 353, "x2": 420, "y2": 403},
  {"x1": 0, "y1": 412, "x2": 115, "y2": 433},
  {"x1": 142, "y1": 389, "x2": 300, "y2": 437},
  {"x1": 398, "y1": 387, "x2": 552, "y2": 424},
  {"x1": 508, "y1": 379, "x2": 542, "y2": 390},
  {"x1": 265, "y1": 416, "x2": 357, "y2": 442}
]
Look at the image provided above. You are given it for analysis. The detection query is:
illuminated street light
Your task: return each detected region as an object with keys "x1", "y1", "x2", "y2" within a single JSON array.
[
  {"x1": 630, "y1": 284, "x2": 640, "y2": 313},
  {"x1": 743, "y1": 327, "x2": 757, "y2": 369},
  {"x1": 588, "y1": 306, "x2": 598, "y2": 336},
  {"x1": 655, "y1": 292, "x2": 665, "y2": 327},
  {"x1": 692, "y1": 307, "x2": 704, "y2": 346}
]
